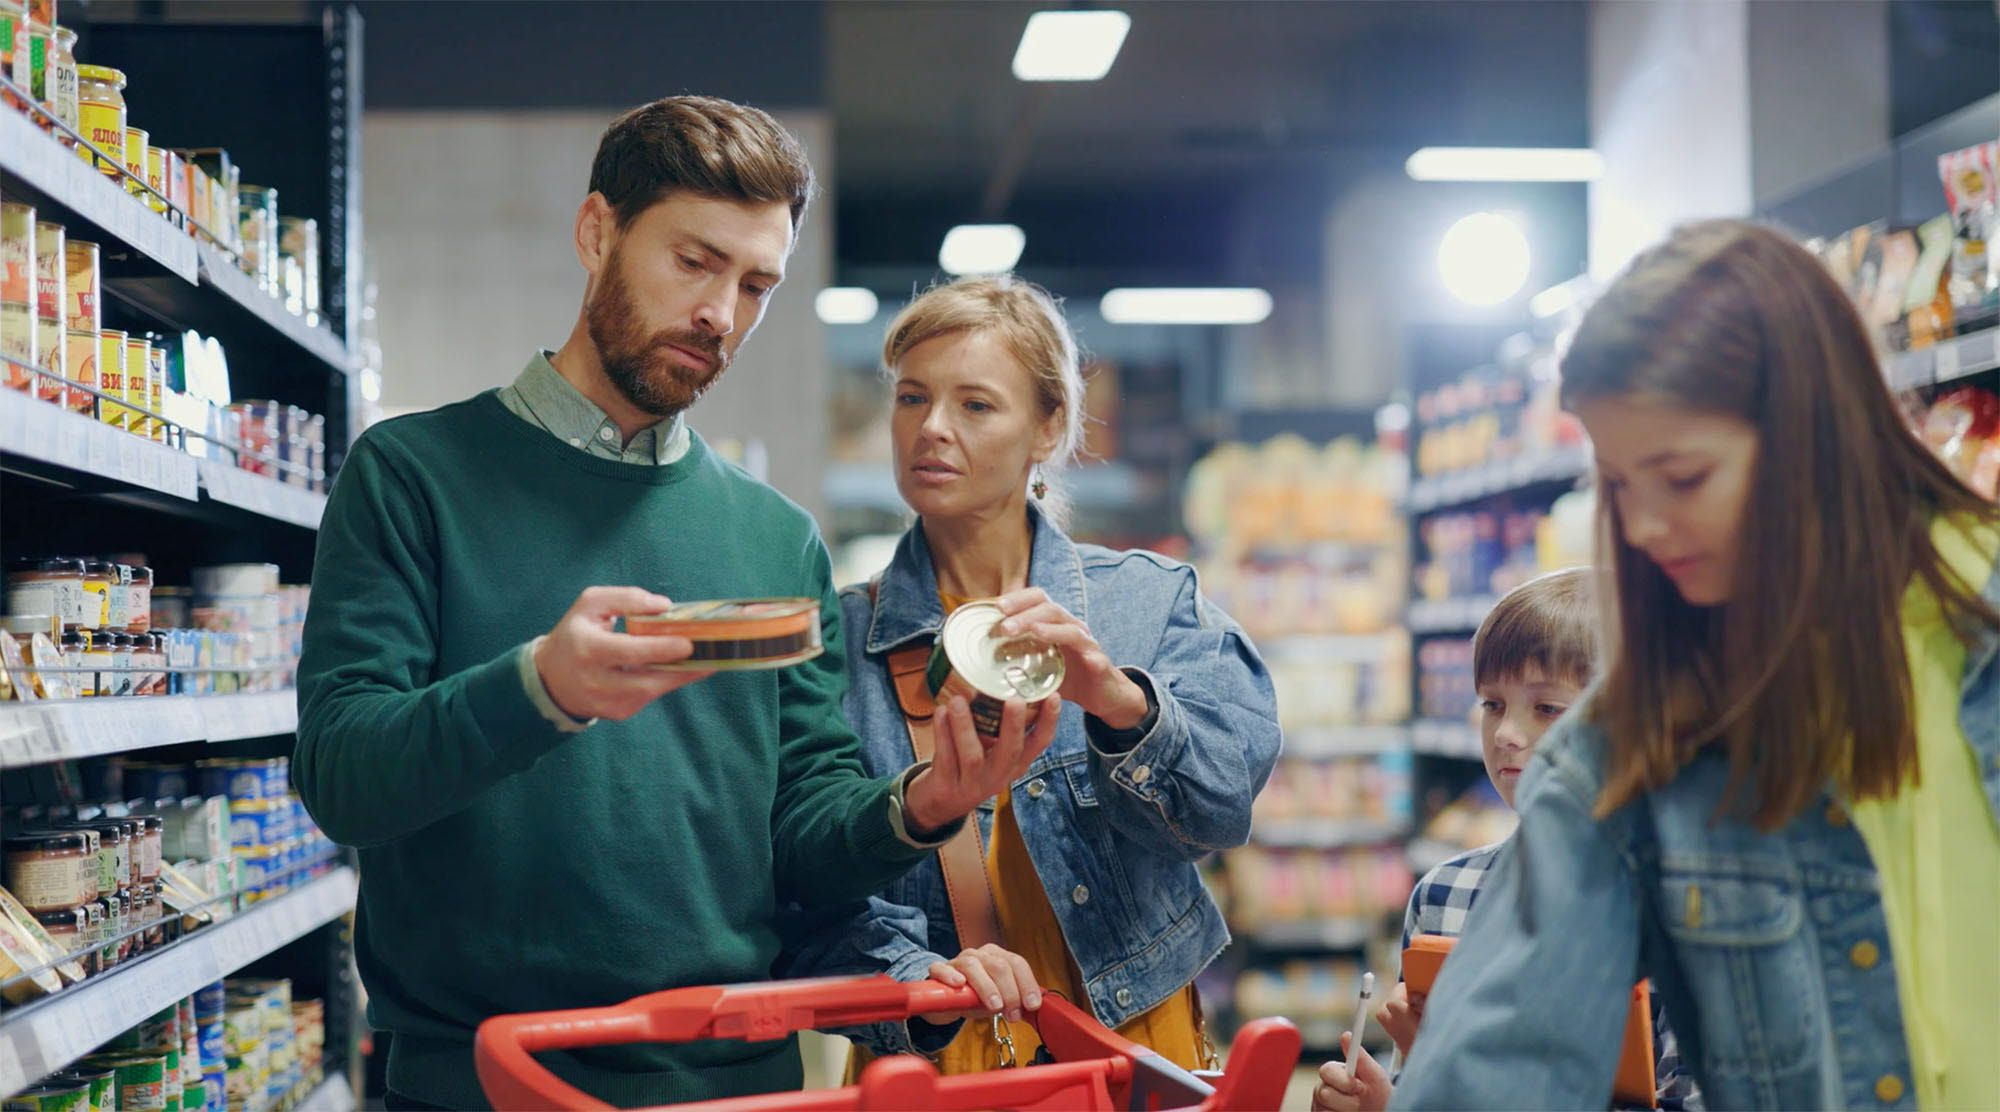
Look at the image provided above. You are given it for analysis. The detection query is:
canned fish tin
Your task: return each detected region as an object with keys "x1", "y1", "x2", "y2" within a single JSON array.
[
  {"x1": 197, "y1": 757, "x2": 287, "y2": 802},
  {"x1": 97, "y1": 329, "x2": 128, "y2": 430},
  {"x1": 86, "y1": 1053, "x2": 167, "y2": 1112},
  {"x1": 32, "y1": 220, "x2": 63, "y2": 393},
  {"x1": 61, "y1": 327, "x2": 93, "y2": 414},
  {"x1": 926, "y1": 602, "x2": 1065, "y2": 738},
  {"x1": 234, "y1": 843, "x2": 284, "y2": 899},
  {"x1": 620, "y1": 598, "x2": 823, "y2": 670}
]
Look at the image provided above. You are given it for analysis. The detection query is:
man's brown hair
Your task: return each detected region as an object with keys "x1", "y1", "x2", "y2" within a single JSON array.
[
  {"x1": 588, "y1": 96, "x2": 816, "y2": 230},
  {"x1": 1473, "y1": 568, "x2": 1599, "y2": 690}
]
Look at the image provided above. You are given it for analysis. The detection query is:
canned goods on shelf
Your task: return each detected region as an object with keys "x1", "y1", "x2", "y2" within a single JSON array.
[
  {"x1": 620, "y1": 598, "x2": 824, "y2": 671},
  {"x1": 928, "y1": 601, "x2": 1066, "y2": 738}
]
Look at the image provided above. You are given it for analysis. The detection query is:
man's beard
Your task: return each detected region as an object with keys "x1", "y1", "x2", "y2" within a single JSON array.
[{"x1": 585, "y1": 253, "x2": 731, "y2": 419}]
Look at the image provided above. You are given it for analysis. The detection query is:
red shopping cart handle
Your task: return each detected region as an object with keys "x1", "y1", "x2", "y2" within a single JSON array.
[{"x1": 475, "y1": 974, "x2": 1300, "y2": 1112}]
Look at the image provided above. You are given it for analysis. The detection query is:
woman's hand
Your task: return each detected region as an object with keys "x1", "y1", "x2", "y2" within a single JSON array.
[
  {"x1": 994, "y1": 588, "x2": 1151, "y2": 730},
  {"x1": 1376, "y1": 982, "x2": 1424, "y2": 1061},
  {"x1": 921, "y1": 945, "x2": 1044, "y2": 1024},
  {"x1": 905, "y1": 696, "x2": 1060, "y2": 835}
]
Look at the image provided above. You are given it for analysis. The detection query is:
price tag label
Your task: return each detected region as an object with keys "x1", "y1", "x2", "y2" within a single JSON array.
[
  {"x1": 1936, "y1": 343, "x2": 1959, "y2": 382},
  {"x1": 117, "y1": 436, "x2": 141, "y2": 483},
  {"x1": 86, "y1": 424, "x2": 112, "y2": 474}
]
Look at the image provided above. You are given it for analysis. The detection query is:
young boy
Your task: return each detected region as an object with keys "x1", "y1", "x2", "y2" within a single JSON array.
[{"x1": 1312, "y1": 569, "x2": 1699, "y2": 1112}]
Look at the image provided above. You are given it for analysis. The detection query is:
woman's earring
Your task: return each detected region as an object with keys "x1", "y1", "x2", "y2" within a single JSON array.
[{"x1": 1031, "y1": 469, "x2": 1048, "y2": 500}]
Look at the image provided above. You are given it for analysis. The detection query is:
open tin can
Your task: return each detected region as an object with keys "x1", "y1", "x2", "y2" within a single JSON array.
[
  {"x1": 928, "y1": 601, "x2": 1065, "y2": 737},
  {"x1": 621, "y1": 598, "x2": 824, "y2": 671}
]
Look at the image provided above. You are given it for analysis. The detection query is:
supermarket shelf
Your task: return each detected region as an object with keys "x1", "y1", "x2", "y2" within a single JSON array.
[
  {"x1": 295, "y1": 1074, "x2": 357, "y2": 1112},
  {"x1": 1284, "y1": 725, "x2": 1411, "y2": 759},
  {"x1": 1262, "y1": 633, "x2": 1405, "y2": 665},
  {"x1": 0, "y1": 867, "x2": 358, "y2": 1096},
  {"x1": 1406, "y1": 445, "x2": 1591, "y2": 514},
  {"x1": 198, "y1": 459, "x2": 328, "y2": 530},
  {"x1": 0, "y1": 692, "x2": 299, "y2": 769},
  {"x1": 824, "y1": 460, "x2": 1147, "y2": 514},
  {"x1": 1411, "y1": 718, "x2": 1484, "y2": 760},
  {"x1": 1244, "y1": 919, "x2": 1376, "y2": 951},
  {"x1": 0, "y1": 108, "x2": 200, "y2": 283},
  {"x1": 1407, "y1": 596, "x2": 1496, "y2": 634},
  {"x1": 1885, "y1": 328, "x2": 2000, "y2": 392},
  {"x1": 191, "y1": 244, "x2": 352, "y2": 375},
  {"x1": 0, "y1": 389, "x2": 325, "y2": 530},
  {"x1": 0, "y1": 387, "x2": 201, "y2": 501},
  {"x1": 1252, "y1": 819, "x2": 1409, "y2": 850}
]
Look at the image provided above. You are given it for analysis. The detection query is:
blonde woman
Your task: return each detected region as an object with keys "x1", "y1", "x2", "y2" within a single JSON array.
[{"x1": 788, "y1": 276, "x2": 1282, "y2": 1073}]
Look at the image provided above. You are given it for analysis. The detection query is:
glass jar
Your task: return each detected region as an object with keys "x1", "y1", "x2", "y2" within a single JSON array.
[
  {"x1": 48, "y1": 26, "x2": 75, "y2": 138},
  {"x1": 101, "y1": 564, "x2": 131, "y2": 631},
  {"x1": 33, "y1": 905, "x2": 89, "y2": 971},
  {"x1": 132, "y1": 814, "x2": 162, "y2": 887},
  {"x1": 57, "y1": 821, "x2": 126, "y2": 909},
  {"x1": 237, "y1": 185, "x2": 278, "y2": 295},
  {"x1": 7, "y1": 556, "x2": 86, "y2": 631},
  {"x1": 279, "y1": 217, "x2": 320, "y2": 325},
  {"x1": 0, "y1": 3, "x2": 26, "y2": 112},
  {"x1": 4, "y1": 831, "x2": 92, "y2": 911},
  {"x1": 80, "y1": 558, "x2": 114, "y2": 630},
  {"x1": 74, "y1": 65, "x2": 126, "y2": 176},
  {"x1": 152, "y1": 585, "x2": 191, "y2": 631},
  {"x1": 103, "y1": 631, "x2": 133, "y2": 696},
  {"x1": 126, "y1": 566, "x2": 154, "y2": 632}
]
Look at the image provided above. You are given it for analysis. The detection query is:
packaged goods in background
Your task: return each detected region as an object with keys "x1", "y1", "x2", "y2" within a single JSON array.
[
  {"x1": 1252, "y1": 752, "x2": 1413, "y2": 829},
  {"x1": 95, "y1": 330, "x2": 127, "y2": 430},
  {"x1": 48, "y1": 26, "x2": 76, "y2": 136},
  {"x1": 1, "y1": 201, "x2": 35, "y2": 376},
  {"x1": 1912, "y1": 385, "x2": 2000, "y2": 500},
  {"x1": 236, "y1": 185, "x2": 277, "y2": 293},
  {"x1": 32, "y1": 219, "x2": 63, "y2": 392},
  {"x1": 278, "y1": 217, "x2": 319, "y2": 325},
  {"x1": 1940, "y1": 140, "x2": 1999, "y2": 322}
]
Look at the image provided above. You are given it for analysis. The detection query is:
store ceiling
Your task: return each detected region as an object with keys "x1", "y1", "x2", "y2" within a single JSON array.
[
  {"x1": 351, "y1": 0, "x2": 1589, "y2": 289},
  {"x1": 825, "y1": 0, "x2": 1588, "y2": 288}
]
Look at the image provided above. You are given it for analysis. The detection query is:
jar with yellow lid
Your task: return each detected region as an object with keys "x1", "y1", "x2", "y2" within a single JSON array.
[{"x1": 75, "y1": 65, "x2": 126, "y2": 176}]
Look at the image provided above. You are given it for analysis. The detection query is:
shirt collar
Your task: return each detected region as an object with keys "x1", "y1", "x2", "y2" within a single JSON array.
[
  {"x1": 864, "y1": 501, "x2": 1087, "y2": 654},
  {"x1": 508, "y1": 351, "x2": 689, "y2": 466}
]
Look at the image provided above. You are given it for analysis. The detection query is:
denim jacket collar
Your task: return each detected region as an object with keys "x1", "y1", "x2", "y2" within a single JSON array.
[{"x1": 864, "y1": 503, "x2": 1088, "y2": 655}]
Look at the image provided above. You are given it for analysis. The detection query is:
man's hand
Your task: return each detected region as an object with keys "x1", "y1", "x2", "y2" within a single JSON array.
[
  {"x1": 1311, "y1": 1032, "x2": 1393, "y2": 1112},
  {"x1": 1376, "y1": 982, "x2": 1424, "y2": 1061},
  {"x1": 904, "y1": 695, "x2": 1059, "y2": 836},
  {"x1": 921, "y1": 945, "x2": 1043, "y2": 1024},
  {"x1": 535, "y1": 587, "x2": 716, "y2": 721}
]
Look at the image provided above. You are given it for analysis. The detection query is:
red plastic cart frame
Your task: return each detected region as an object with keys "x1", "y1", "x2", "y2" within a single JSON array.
[{"x1": 476, "y1": 974, "x2": 1301, "y2": 1111}]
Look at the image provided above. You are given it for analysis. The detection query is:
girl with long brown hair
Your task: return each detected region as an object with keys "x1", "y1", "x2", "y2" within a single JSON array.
[{"x1": 1392, "y1": 220, "x2": 2000, "y2": 1110}]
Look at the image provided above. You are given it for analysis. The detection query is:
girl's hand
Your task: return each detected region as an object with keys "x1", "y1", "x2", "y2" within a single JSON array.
[
  {"x1": 993, "y1": 588, "x2": 1150, "y2": 730},
  {"x1": 1311, "y1": 1032, "x2": 1392, "y2": 1112},
  {"x1": 1376, "y1": 982, "x2": 1424, "y2": 1061}
]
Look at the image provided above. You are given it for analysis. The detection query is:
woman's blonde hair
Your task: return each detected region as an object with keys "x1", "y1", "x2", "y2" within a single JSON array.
[{"x1": 881, "y1": 276, "x2": 1087, "y2": 515}]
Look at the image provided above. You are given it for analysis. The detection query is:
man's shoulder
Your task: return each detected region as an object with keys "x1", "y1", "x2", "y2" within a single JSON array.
[{"x1": 352, "y1": 393, "x2": 500, "y2": 459}]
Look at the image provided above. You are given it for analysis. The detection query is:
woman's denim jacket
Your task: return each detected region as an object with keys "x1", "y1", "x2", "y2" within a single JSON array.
[
  {"x1": 783, "y1": 506, "x2": 1282, "y2": 1054},
  {"x1": 1394, "y1": 551, "x2": 2000, "y2": 1110}
]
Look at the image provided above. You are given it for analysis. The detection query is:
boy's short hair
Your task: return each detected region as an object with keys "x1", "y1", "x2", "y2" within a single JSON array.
[{"x1": 1473, "y1": 568, "x2": 1598, "y2": 688}]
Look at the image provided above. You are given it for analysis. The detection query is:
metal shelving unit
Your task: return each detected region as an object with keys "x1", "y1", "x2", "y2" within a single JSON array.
[{"x1": 0, "y1": 5, "x2": 365, "y2": 1105}]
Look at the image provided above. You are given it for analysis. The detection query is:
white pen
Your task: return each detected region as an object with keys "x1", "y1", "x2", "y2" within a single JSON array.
[{"x1": 1349, "y1": 971, "x2": 1375, "y2": 1060}]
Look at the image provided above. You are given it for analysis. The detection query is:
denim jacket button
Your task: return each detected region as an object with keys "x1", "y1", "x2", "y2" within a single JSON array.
[
  {"x1": 1027, "y1": 779, "x2": 1047, "y2": 799},
  {"x1": 1850, "y1": 940, "x2": 1880, "y2": 970},
  {"x1": 1071, "y1": 885, "x2": 1090, "y2": 905},
  {"x1": 1131, "y1": 765, "x2": 1152, "y2": 785},
  {"x1": 1115, "y1": 988, "x2": 1134, "y2": 1009},
  {"x1": 1875, "y1": 1074, "x2": 1904, "y2": 1104}
]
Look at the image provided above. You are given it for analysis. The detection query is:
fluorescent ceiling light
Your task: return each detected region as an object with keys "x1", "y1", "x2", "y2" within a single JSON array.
[
  {"x1": 1406, "y1": 147, "x2": 1604, "y2": 182},
  {"x1": 1438, "y1": 212, "x2": 1532, "y2": 307},
  {"x1": 1100, "y1": 288, "x2": 1273, "y2": 325},
  {"x1": 1013, "y1": 10, "x2": 1131, "y2": 81},
  {"x1": 939, "y1": 224, "x2": 1026, "y2": 276},
  {"x1": 815, "y1": 287, "x2": 880, "y2": 325}
]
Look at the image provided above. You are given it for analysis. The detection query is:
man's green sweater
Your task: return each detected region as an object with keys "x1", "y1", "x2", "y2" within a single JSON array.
[{"x1": 295, "y1": 392, "x2": 928, "y2": 1109}]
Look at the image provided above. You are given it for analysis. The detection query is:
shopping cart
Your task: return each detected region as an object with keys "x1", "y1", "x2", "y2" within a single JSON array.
[{"x1": 475, "y1": 974, "x2": 1300, "y2": 1111}]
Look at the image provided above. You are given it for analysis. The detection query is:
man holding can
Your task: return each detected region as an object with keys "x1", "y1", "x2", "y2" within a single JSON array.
[{"x1": 294, "y1": 96, "x2": 1055, "y2": 1110}]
